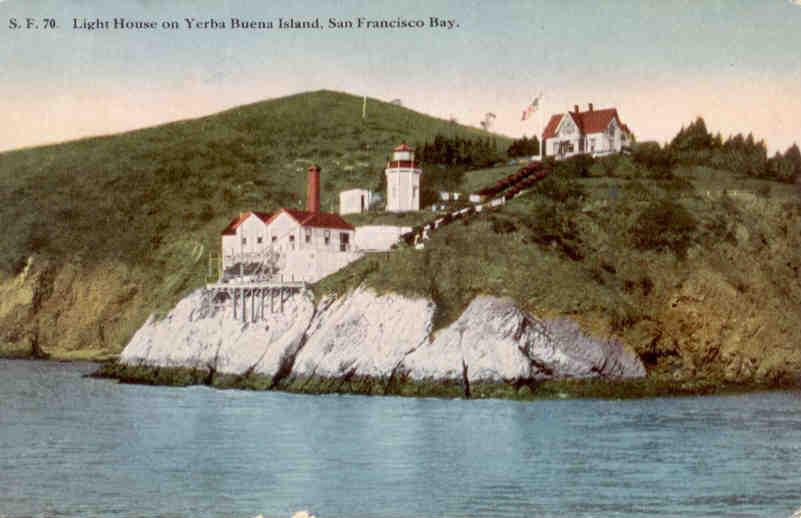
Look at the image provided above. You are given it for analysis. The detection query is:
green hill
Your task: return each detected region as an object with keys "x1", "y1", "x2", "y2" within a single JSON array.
[
  {"x1": 317, "y1": 161, "x2": 801, "y2": 391},
  {"x1": 3, "y1": 90, "x2": 800, "y2": 395},
  {"x1": 0, "y1": 90, "x2": 510, "y2": 360}
]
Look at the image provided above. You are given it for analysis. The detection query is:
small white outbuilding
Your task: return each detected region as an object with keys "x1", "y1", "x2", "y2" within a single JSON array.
[{"x1": 339, "y1": 188, "x2": 373, "y2": 215}]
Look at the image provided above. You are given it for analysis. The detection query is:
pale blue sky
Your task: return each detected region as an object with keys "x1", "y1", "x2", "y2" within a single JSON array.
[{"x1": 1, "y1": 0, "x2": 799, "y2": 152}]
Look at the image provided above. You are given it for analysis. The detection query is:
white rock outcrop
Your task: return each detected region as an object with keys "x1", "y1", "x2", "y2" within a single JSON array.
[
  {"x1": 120, "y1": 288, "x2": 315, "y2": 378},
  {"x1": 401, "y1": 296, "x2": 645, "y2": 383},
  {"x1": 120, "y1": 286, "x2": 645, "y2": 389},
  {"x1": 290, "y1": 286, "x2": 434, "y2": 379}
]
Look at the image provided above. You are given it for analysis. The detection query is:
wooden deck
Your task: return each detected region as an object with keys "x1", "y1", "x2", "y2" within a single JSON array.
[{"x1": 205, "y1": 281, "x2": 308, "y2": 320}]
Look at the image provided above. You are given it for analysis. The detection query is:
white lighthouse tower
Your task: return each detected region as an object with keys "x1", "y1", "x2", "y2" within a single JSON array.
[{"x1": 385, "y1": 143, "x2": 422, "y2": 212}]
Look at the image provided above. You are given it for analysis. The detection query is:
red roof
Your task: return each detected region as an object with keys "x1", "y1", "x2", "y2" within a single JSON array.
[
  {"x1": 394, "y1": 143, "x2": 411, "y2": 151},
  {"x1": 542, "y1": 114, "x2": 564, "y2": 141},
  {"x1": 270, "y1": 208, "x2": 355, "y2": 231},
  {"x1": 221, "y1": 208, "x2": 354, "y2": 235},
  {"x1": 221, "y1": 211, "x2": 272, "y2": 235},
  {"x1": 542, "y1": 107, "x2": 629, "y2": 140}
]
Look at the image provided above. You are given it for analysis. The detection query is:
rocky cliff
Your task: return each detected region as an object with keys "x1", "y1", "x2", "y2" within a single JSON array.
[{"x1": 112, "y1": 286, "x2": 645, "y2": 398}]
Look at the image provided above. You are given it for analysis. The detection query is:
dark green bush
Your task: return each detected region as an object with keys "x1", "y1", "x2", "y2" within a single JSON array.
[
  {"x1": 554, "y1": 154, "x2": 594, "y2": 178},
  {"x1": 630, "y1": 199, "x2": 698, "y2": 257},
  {"x1": 524, "y1": 203, "x2": 583, "y2": 260}
]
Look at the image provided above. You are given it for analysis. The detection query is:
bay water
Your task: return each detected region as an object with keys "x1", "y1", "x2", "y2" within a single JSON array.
[{"x1": 1, "y1": 360, "x2": 800, "y2": 518}]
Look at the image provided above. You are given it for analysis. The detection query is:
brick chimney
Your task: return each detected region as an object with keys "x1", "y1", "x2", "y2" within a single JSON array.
[
  {"x1": 588, "y1": 103, "x2": 594, "y2": 112},
  {"x1": 306, "y1": 164, "x2": 321, "y2": 213},
  {"x1": 574, "y1": 104, "x2": 580, "y2": 114}
]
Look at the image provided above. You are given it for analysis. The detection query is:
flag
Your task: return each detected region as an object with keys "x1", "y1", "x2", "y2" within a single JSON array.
[{"x1": 521, "y1": 93, "x2": 542, "y2": 122}]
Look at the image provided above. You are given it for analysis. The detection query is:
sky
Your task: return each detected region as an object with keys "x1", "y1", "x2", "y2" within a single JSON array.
[{"x1": 1, "y1": 0, "x2": 800, "y2": 153}]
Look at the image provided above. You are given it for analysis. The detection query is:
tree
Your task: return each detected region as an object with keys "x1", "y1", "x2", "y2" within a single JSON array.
[
  {"x1": 670, "y1": 117, "x2": 714, "y2": 153},
  {"x1": 785, "y1": 143, "x2": 801, "y2": 179},
  {"x1": 507, "y1": 135, "x2": 540, "y2": 158},
  {"x1": 631, "y1": 142, "x2": 676, "y2": 179}
]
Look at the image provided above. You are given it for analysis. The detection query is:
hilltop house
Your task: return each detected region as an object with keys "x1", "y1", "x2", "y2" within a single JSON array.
[
  {"x1": 221, "y1": 165, "x2": 359, "y2": 283},
  {"x1": 542, "y1": 104, "x2": 632, "y2": 159}
]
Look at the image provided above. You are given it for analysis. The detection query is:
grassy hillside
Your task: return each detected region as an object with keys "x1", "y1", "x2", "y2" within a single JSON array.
[
  {"x1": 318, "y1": 158, "x2": 801, "y2": 387},
  {"x1": 458, "y1": 164, "x2": 522, "y2": 193},
  {"x1": 0, "y1": 90, "x2": 510, "y2": 359},
  {"x1": 3, "y1": 90, "x2": 800, "y2": 392}
]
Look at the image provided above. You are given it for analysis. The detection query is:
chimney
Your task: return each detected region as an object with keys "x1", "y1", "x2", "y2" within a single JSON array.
[
  {"x1": 588, "y1": 103, "x2": 594, "y2": 112},
  {"x1": 574, "y1": 104, "x2": 580, "y2": 114},
  {"x1": 306, "y1": 164, "x2": 321, "y2": 213}
]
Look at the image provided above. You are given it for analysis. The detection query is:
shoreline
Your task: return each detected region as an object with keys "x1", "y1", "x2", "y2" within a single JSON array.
[
  {"x1": 0, "y1": 345, "x2": 118, "y2": 363},
  {"x1": 87, "y1": 361, "x2": 800, "y2": 401}
]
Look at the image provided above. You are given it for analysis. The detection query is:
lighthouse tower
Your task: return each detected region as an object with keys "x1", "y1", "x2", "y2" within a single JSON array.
[{"x1": 385, "y1": 143, "x2": 422, "y2": 212}]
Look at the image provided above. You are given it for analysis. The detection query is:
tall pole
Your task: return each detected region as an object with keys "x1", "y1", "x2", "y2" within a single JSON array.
[{"x1": 362, "y1": 95, "x2": 367, "y2": 120}]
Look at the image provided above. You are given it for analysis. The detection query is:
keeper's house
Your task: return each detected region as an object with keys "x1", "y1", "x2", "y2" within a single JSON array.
[{"x1": 542, "y1": 103, "x2": 632, "y2": 159}]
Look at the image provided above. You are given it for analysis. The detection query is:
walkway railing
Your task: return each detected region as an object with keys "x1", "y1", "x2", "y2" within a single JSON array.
[{"x1": 399, "y1": 161, "x2": 552, "y2": 247}]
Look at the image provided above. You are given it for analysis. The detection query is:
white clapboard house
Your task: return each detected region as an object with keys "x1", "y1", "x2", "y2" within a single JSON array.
[{"x1": 542, "y1": 104, "x2": 632, "y2": 159}]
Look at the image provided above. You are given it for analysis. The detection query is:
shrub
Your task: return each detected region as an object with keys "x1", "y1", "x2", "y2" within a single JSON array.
[
  {"x1": 622, "y1": 180, "x2": 653, "y2": 202},
  {"x1": 630, "y1": 199, "x2": 698, "y2": 257},
  {"x1": 631, "y1": 142, "x2": 676, "y2": 179},
  {"x1": 536, "y1": 175, "x2": 585, "y2": 203},
  {"x1": 554, "y1": 154, "x2": 594, "y2": 178},
  {"x1": 591, "y1": 154, "x2": 620, "y2": 177},
  {"x1": 524, "y1": 203, "x2": 583, "y2": 260},
  {"x1": 489, "y1": 213, "x2": 518, "y2": 234}
]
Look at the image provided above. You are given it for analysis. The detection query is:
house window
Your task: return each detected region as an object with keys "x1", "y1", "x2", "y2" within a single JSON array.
[
  {"x1": 257, "y1": 236, "x2": 263, "y2": 244},
  {"x1": 272, "y1": 236, "x2": 277, "y2": 242},
  {"x1": 241, "y1": 237, "x2": 247, "y2": 245},
  {"x1": 324, "y1": 230, "x2": 331, "y2": 246},
  {"x1": 590, "y1": 138, "x2": 596, "y2": 152},
  {"x1": 289, "y1": 234, "x2": 295, "y2": 250},
  {"x1": 339, "y1": 232, "x2": 349, "y2": 252},
  {"x1": 305, "y1": 228, "x2": 312, "y2": 244}
]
